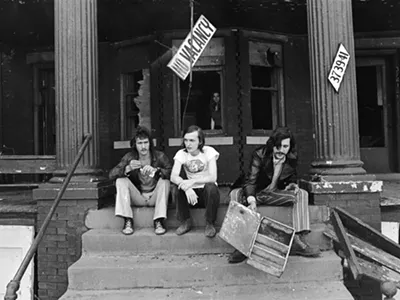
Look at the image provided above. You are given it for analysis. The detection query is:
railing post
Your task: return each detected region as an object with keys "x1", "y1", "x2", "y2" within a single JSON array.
[{"x1": 3, "y1": 134, "x2": 92, "y2": 300}]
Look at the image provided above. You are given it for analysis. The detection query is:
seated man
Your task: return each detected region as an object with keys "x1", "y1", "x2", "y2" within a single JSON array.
[
  {"x1": 228, "y1": 126, "x2": 320, "y2": 263},
  {"x1": 109, "y1": 126, "x2": 172, "y2": 235},
  {"x1": 171, "y1": 125, "x2": 220, "y2": 238}
]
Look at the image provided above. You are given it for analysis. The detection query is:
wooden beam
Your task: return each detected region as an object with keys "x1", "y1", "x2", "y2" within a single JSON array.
[
  {"x1": 0, "y1": 155, "x2": 56, "y2": 174},
  {"x1": 331, "y1": 210, "x2": 362, "y2": 280},
  {"x1": 325, "y1": 227, "x2": 400, "y2": 275}
]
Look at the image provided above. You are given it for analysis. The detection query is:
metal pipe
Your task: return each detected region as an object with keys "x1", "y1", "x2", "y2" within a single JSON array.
[{"x1": 4, "y1": 133, "x2": 93, "y2": 300}]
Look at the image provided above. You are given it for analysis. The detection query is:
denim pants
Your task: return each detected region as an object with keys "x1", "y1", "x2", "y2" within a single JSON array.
[{"x1": 175, "y1": 183, "x2": 220, "y2": 224}]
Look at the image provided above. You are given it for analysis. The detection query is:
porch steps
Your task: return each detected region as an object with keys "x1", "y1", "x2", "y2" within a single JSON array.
[
  {"x1": 61, "y1": 281, "x2": 352, "y2": 300},
  {"x1": 60, "y1": 205, "x2": 353, "y2": 299}
]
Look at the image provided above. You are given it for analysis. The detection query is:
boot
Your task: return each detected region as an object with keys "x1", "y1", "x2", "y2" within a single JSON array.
[
  {"x1": 228, "y1": 249, "x2": 247, "y2": 264},
  {"x1": 176, "y1": 218, "x2": 192, "y2": 236},
  {"x1": 205, "y1": 221, "x2": 217, "y2": 238},
  {"x1": 290, "y1": 233, "x2": 321, "y2": 257}
]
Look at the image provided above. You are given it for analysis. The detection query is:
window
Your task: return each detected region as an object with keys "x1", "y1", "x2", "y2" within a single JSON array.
[
  {"x1": 249, "y1": 41, "x2": 284, "y2": 132},
  {"x1": 179, "y1": 69, "x2": 223, "y2": 131},
  {"x1": 120, "y1": 69, "x2": 151, "y2": 139},
  {"x1": 173, "y1": 38, "x2": 225, "y2": 135}
]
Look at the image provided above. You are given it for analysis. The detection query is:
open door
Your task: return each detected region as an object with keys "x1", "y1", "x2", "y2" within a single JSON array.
[{"x1": 356, "y1": 57, "x2": 395, "y2": 173}]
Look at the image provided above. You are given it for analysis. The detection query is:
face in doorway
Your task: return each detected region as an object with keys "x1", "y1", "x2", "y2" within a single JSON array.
[
  {"x1": 183, "y1": 131, "x2": 201, "y2": 156},
  {"x1": 212, "y1": 92, "x2": 220, "y2": 104},
  {"x1": 135, "y1": 137, "x2": 150, "y2": 157},
  {"x1": 273, "y1": 138, "x2": 291, "y2": 160}
]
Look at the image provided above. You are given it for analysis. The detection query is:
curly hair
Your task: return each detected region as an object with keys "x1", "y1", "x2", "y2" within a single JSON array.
[
  {"x1": 130, "y1": 126, "x2": 155, "y2": 156},
  {"x1": 265, "y1": 126, "x2": 297, "y2": 164}
]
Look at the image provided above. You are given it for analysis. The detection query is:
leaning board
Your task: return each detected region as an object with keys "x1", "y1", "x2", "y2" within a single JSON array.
[{"x1": 219, "y1": 201, "x2": 295, "y2": 277}]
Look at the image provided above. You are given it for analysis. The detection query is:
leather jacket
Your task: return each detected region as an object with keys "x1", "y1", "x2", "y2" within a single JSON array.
[
  {"x1": 233, "y1": 146, "x2": 297, "y2": 198},
  {"x1": 109, "y1": 150, "x2": 172, "y2": 192}
]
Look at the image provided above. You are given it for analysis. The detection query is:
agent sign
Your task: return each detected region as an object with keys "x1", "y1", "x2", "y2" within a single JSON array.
[
  {"x1": 328, "y1": 44, "x2": 350, "y2": 92},
  {"x1": 167, "y1": 15, "x2": 216, "y2": 81}
]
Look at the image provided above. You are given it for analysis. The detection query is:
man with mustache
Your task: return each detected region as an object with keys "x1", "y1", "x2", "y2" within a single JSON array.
[
  {"x1": 228, "y1": 126, "x2": 320, "y2": 263},
  {"x1": 109, "y1": 126, "x2": 172, "y2": 236}
]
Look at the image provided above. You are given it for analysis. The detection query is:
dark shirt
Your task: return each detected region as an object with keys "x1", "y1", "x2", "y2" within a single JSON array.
[
  {"x1": 109, "y1": 149, "x2": 172, "y2": 193},
  {"x1": 236, "y1": 146, "x2": 297, "y2": 198}
]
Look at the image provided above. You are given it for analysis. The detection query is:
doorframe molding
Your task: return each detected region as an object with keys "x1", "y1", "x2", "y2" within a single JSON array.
[{"x1": 355, "y1": 47, "x2": 400, "y2": 172}]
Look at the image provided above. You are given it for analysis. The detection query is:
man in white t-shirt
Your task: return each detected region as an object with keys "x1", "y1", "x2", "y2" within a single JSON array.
[{"x1": 171, "y1": 125, "x2": 220, "y2": 237}]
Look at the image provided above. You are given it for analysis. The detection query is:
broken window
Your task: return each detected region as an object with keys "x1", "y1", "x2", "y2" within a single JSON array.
[
  {"x1": 173, "y1": 38, "x2": 225, "y2": 134},
  {"x1": 249, "y1": 41, "x2": 284, "y2": 132},
  {"x1": 120, "y1": 69, "x2": 151, "y2": 139}
]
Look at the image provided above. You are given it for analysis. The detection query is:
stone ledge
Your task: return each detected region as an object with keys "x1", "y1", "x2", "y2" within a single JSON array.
[{"x1": 300, "y1": 180, "x2": 382, "y2": 194}]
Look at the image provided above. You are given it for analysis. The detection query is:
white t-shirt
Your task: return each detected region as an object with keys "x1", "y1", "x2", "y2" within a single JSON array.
[{"x1": 174, "y1": 145, "x2": 219, "y2": 189}]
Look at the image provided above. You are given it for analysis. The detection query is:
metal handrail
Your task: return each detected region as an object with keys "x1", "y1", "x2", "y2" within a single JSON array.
[{"x1": 4, "y1": 133, "x2": 93, "y2": 300}]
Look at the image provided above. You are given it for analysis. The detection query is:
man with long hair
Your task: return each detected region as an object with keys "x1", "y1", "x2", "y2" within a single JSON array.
[
  {"x1": 171, "y1": 125, "x2": 220, "y2": 237},
  {"x1": 228, "y1": 126, "x2": 320, "y2": 263},
  {"x1": 109, "y1": 126, "x2": 172, "y2": 235}
]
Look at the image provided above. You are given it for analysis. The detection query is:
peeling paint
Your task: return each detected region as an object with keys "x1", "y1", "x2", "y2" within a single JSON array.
[
  {"x1": 363, "y1": 185, "x2": 368, "y2": 192},
  {"x1": 351, "y1": 183, "x2": 357, "y2": 188},
  {"x1": 322, "y1": 182, "x2": 333, "y2": 188},
  {"x1": 370, "y1": 181, "x2": 383, "y2": 192},
  {"x1": 326, "y1": 161, "x2": 332, "y2": 165}
]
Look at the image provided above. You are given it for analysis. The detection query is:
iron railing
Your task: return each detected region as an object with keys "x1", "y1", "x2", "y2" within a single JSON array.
[{"x1": 4, "y1": 133, "x2": 93, "y2": 300}]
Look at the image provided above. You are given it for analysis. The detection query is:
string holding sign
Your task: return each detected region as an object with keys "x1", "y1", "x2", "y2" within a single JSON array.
[{"x1": 328, "y1": 44, "x2": 350, "y2": 93}]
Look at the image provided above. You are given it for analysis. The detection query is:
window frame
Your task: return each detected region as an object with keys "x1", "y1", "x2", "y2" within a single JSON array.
[
  {"x1": 173, "y1": 65, "x2": 225, "y2": 136},
  {"x1": 248, "y1": 39, "x2": 285, "y2": 136}
]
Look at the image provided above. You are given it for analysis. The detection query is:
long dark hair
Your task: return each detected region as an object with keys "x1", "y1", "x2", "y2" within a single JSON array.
[
  {"x1": 181, "y1": 125, "x2": 205, "y2": 152},
  {"x1": 130, "y1": 126, "x2": 155, "y2": 157},
  {"x1": 265, "y1": 126, "x2": 297, "y2": 165}
]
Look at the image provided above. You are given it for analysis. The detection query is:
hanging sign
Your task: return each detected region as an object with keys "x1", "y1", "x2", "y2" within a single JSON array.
[
  {"x1": 328, "y1": 44, "x2": 350, "y2": 92},
  {"x1": 167, "y1": 15, "x2": 216, "y2": 80}
]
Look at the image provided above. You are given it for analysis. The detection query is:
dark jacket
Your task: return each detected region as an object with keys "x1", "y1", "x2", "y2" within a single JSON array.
[
  {"x1": 109, "y1": 150, "x2": 172, "y2": 192},
  {"x1": 232, "y1": 146, "x2": 297, "y2": 198}
]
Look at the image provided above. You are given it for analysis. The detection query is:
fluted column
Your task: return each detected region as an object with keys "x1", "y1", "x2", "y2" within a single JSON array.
[
  {"x1": 307, "y1": 0, "x2": 366, "y2": 176},
  {"x1": 54, "y1": 0, "x2": 100, "y2": 177}
]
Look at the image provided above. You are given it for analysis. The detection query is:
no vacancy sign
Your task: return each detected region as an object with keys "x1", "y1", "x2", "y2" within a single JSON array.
[{"x1": 167, "y1": 15, "x2": 216, "y2": 80}]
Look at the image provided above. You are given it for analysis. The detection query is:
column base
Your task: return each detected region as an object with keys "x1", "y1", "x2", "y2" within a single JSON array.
[
  {"x1": 300, "y1": 175, "x2": 382, "y2": 230},
  {"x1": 310, "y1": 159, "x2": 367, "y2": 176}
]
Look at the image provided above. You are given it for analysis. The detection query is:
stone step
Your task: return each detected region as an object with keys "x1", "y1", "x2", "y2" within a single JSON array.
[
  {"x1": 60, "y1": 280, "x2": 353, "y2": 300},
  {"x1": 67, "y1": 251, "x2": 342, "y2": 290},
  {"x1": 82, "y1": 224, "x2": 332, "y2": 256},
  {"x1": 85, "y1": 205, "x2": 330, "y2": 230}
]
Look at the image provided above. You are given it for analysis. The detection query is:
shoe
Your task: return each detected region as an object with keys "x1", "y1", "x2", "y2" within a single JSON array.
[
  {"x1": 176, "y1": 219, "x2": 192, "y2": 236},
  {"x1": 122, "y1": 218, "x2": 134, "y2": 235},
  {"x1": 228, "y1": 249, "x2": 247, "y2": 263},
  {"x1": 154, "y1": 219, "x2": 166, "y2": 235},
  {"x1": 205, "y1": 222, "x2": 217, "y2": 238},
  {"x1": 290, "y1": 234, "x2": 321, "y2": 257}
]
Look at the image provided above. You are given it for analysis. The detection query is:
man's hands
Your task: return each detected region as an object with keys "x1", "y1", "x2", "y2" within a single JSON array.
[
  {"x1": 185, "y1": 188, "x2": 198, "y2": 205},
  {"x1": 141, "y1": 165, "x2": 157, "y2": 177},
  {"x1": 284, "y1": 183, "x2": 299, "y2": 194},
  {"x1": 178, "y1": 179, "x2": 195, "y2": 192},
  {"x1": 125, "y1": 160, "x2": 157, "y2": 177},
  {"x1": 247, "y1": 196, "x2": 257, "y2": 212}
]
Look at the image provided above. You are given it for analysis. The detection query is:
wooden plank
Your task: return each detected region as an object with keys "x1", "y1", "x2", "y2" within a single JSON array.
[
  {"x1": 255, "y1": 234, "x2": 288, "y2": 256},
  {"x1": 0, "y1": 156, "x2": 56, "y2": 174},
  {"x1": 251, "y1": 244, "x2": 285, "y2": 266},
  {"x1": 325, "y1": 227, "x2": 400, "y2": 274},
  {"x1": 335, "y1": 206, "x2": 400, "y2": 258},
  {"x1": 358, "y1": 257, "x2": 400, "y2": 289},
  {"x1": 331, "y1": 210, "x2": 362, "y2": 280},
  {"x1": 258, "y1": 217, "x2": 294, "y2": 246},
  {"x1": 219, "y1": 201, "x2": 260, "y2": 257},
  {"x1": 247, "y1": 255, "x2": 283, "y2": 278}
]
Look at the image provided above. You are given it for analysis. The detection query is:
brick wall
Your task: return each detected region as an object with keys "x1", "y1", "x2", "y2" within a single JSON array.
[
  {"x1": 312, "y1": 192, "x2": 381, "y2": 230},
  {"x1": 36, "y1": 199, "x2": 97, "y2": 300}
]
